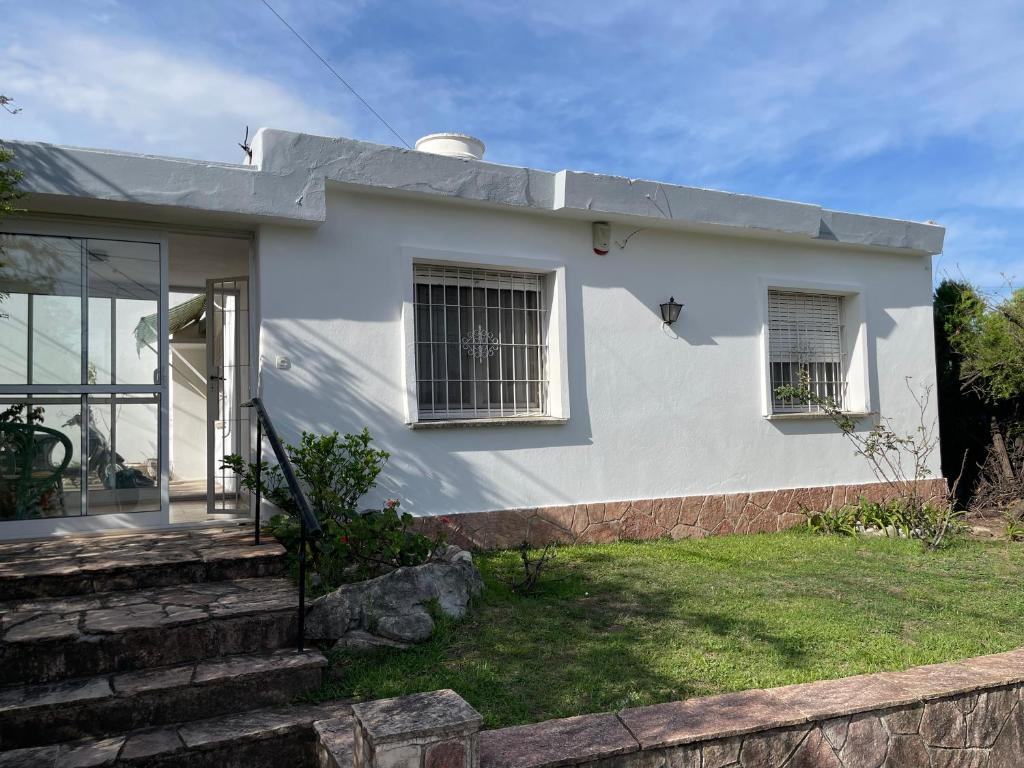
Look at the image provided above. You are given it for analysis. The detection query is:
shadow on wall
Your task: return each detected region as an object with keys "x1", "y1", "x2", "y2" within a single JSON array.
[
  {"x1": 13, "y1": 144, "x2": 134, "y2": 200},
  {"x1": 255, "y1": 217, "x2": 930, "y2": 514},
  {"x1": 258, "y1": 313, "x2": 594, "y2": 516},
  {"x1": 766, "y1": 417, "x2": 877, "y2": 439}
]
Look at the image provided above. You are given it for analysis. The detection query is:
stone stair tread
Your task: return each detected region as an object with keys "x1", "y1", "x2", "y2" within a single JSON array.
[
  {"x1": 0, "y1": 648, "x2": 327, "y2": 715},
  {"x1": 0, "y1": 703, "x2": 352, "y2": 767},
  {"x1": 0, "y1": 577, "x2": 301, "y2": 686},
  {"x1": 0, "y1": 528, "x2": 285, "y2": 600},
  {"x1": 0, "y1": 527, "x2": 247, "y2": 556},
  {"x1": 0, "y1": 577, "x2": 297, "y2": 644}
]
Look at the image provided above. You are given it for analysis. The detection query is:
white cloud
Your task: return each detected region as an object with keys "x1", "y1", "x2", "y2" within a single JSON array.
[
  {"x1": 0, "y1": 29, "x2": 347, "y2": 162},
  {"x1": 469, "y1": 0, "x2": 1024, "y2": 181},
  {"x1": 933, "y1": 213, "x2": 1022, "y2": 292}
]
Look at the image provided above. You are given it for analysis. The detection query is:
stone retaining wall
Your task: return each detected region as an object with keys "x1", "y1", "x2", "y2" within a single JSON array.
[
  {"x1": 349, "y1": 648, "x2": 1024, "y2": 767},
  {"x1": 414, "y1": 479, "x2": 949, "y2": 550},
  {"x1": 480, "y1": 647, "x2": 1024, "y2": 766}
]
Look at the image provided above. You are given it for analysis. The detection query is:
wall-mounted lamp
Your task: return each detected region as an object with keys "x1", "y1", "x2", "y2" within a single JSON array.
[{"x1": 660, "y1": 297, "x2": 683, "y2": 325}]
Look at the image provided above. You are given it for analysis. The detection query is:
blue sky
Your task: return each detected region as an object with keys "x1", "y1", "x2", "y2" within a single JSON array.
[{"x1": 2, "y1": 0, "x2": 1023, "y2": 291}]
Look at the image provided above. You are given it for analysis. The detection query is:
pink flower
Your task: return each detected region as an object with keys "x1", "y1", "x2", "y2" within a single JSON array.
[{"x1": 385, "y1": 499, "x2": 400, "y2": 509}]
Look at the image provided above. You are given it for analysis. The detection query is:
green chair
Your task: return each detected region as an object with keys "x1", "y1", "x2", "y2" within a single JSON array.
[{"x1": 0, "y1": 423, "x2": 74, "y2": 520}]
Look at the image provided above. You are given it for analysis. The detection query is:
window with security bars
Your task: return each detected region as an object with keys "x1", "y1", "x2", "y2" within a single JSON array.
[
  {"x1": 413, "y1": 264, "x2": 549, "y2": 420},
  {"x1": 768, "y1": 290, "x2": 846, "y2": 413}
]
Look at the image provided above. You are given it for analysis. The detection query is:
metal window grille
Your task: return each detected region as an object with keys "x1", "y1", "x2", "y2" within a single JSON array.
[
  {"x1": 413, "y1": 264, "x2": 549, "y2": 420},
  {"x1": 768, "y1": 290, "x2": 846, "y2": 413}
]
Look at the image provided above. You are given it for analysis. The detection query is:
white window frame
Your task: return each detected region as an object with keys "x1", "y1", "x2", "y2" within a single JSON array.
[
  {"x1": 400, "y1": 247, "x2": 569, "y2": 427},
  {"x1": 758, "y1": 277, "x2": 871, "y2": 419}
]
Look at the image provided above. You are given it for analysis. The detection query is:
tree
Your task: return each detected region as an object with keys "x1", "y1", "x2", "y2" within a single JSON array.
[
  {"x1": 933, "y1": 278, "x2": 1024, "y2": 512},
  {"x1": 958, "y1": 288, "x2": 1024, "y2": 403},
  {"x1": 933, "y1": 280, "x2": 989, "y2": 504},
  {"x1": 0, "y1": 95, "x2": 24, "y2": 220}
]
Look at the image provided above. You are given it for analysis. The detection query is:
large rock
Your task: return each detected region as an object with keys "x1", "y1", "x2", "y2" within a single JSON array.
[{"x1": 305, "y1": 546, "x2": 483, "y2": 647}]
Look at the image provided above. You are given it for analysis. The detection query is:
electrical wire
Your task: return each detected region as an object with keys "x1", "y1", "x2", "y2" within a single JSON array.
[{"x1": 258, "y1": 0, "x2": 412, "y2": 149}]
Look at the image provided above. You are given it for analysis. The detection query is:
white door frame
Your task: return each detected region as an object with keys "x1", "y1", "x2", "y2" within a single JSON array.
[{"x1": 205, "y1": 275, "x2": 251, "y2": 517}]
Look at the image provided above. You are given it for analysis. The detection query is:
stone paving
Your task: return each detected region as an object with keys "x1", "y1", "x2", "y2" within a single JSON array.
[
  {"x1": 0, "y1": 577, "x2": 300, "y2": 685},
  {"x1": 0, "y1": 526, "x2": 334, "y2": 766},
  {"x1": 0, "y1": 527, "x2": 284, "y2": 599},
  {"x1": 0, "y1": 647, "x2": 327, "y2": 749},
  {"x1": 0, "y1": 702, "x2": 352, "y2": 767}
]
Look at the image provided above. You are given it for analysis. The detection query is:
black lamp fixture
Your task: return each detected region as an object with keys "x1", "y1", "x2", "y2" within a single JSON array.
[{"x1": 660, "y1": 296, "x2": 683, "y2": 325}]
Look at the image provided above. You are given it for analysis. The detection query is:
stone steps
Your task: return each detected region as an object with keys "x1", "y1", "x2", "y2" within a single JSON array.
[
  {"x1": 0, "y1": 703, "x2": 354, "y2": 768},
  {"x1": 0, "y1": 577, "x2": 299, "y2": 685},
  {"x1": 0, "y1": 527, "x2": 343, "y2": 767},
  {"x1": 0, "y1": 648, "x2": 327, "y2": 749},
  {"x1": 0, "y1": 528, "x2": 284, "y2": 600}
]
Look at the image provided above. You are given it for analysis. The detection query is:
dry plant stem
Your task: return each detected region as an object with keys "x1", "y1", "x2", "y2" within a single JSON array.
[
  {"x1": 775, "y1": 375, "x2": 959, "y2": 547},
  {"x1": 501, "y1": 542, "x2": 557, "y2": 594}
]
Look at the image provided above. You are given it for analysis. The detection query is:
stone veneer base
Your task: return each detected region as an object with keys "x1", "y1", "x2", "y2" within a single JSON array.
[{"x1": 414, "y1": 479, "x2": 950, "y2": 550}]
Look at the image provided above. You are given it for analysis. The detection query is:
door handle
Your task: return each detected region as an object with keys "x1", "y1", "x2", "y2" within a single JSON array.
[{"x1": 209, "y1": 375, "x2": 226, "y2": 381}]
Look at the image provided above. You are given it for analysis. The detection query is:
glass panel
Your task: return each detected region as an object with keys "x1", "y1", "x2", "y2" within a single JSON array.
[
  {"x1": 0, "y1": 234, "x2": 83, "y2": 385},
  {"x1": 86, "y1": 394, "x2": 160, "y2": 515},
  {"x1": 87, "y1": 239, "x2": 160, "y2": 386},
  {"x1": 0, "y1": 292, "x2": 27, "y2": 383},
  {"x1": 0, "y1": 395, "x2": 83, "y2": 520}
]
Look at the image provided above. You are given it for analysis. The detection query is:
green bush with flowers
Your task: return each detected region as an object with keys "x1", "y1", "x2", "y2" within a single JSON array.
[{"x1": 222, "y1": 429, "x2": 444, "y2": 591}]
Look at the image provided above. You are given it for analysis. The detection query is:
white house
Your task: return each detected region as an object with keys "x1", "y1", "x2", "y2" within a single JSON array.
[{"x1": 0, "y1": 130, "x2": 946, "y2": 544}]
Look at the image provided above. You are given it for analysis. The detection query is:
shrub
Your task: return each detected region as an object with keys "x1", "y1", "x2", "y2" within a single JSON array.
[
  {"x1": 804, "y1": 506, "x2": 858, "y2": 537},
  {"x1": 224, "y1": 429, "x2": 391, "y2": 527},
  {"x1": 223, "y1": 429, "x2": 444, "y2": 589},
  {"x1": 805, "y1": 496, "x2": 966, "y2": 547}
]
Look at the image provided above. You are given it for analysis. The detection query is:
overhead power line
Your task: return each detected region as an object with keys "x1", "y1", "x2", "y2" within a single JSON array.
[{"x1": 259, "y1": 0, "x2": 412, "y2": 149}]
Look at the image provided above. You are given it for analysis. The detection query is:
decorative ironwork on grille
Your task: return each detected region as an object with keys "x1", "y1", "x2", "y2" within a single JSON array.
[
  {"x1": 413, "y1": 264, "x2": 549, "y2": 419},
  {"x1": 768, "y1": 290, "x2": 846, "y2": 413}
]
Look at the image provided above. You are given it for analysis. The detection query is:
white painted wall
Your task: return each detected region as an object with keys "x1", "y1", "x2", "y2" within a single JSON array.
[
  {"x1": 169, "y1": 340, "x2": 207, "y2": 483},
  {"x1": 256, "y1": 189, "x2": 940, "y2": 516}
]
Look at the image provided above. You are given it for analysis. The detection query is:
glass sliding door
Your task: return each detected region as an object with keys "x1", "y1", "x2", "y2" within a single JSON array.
[{"x1": 0, "y1": 232, "x2": 165, "y2": 526}]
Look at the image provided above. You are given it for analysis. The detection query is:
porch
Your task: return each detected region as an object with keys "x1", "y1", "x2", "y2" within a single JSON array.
[{"x1": 0, "y1": 224, "x2": 259, "y2": 539}]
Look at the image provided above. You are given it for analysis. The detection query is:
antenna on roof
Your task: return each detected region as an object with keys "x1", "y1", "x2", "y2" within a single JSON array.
[{"x1": 239, "y1": 126, "x2": 253, "y2": 161}]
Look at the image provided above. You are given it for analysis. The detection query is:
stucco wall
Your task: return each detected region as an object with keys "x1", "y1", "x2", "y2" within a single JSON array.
[{"x1": 256, "y1": 189, "x2": 940, "y2": 517}]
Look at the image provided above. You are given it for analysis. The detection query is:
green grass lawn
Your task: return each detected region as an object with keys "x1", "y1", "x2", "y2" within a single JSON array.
[{"x1": 313, "y1": 530, "x2": 1024, "y2": 728}]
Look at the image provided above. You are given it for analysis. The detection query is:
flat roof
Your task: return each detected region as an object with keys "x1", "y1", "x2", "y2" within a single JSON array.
[{"x1": 6, "y1": 130, "x2": 944, "y2": 255}]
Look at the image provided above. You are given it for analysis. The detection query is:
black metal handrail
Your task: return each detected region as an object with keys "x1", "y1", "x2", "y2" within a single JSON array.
[{"x1": 244, "y1": 397, "x2": 322, "y2": 652}]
